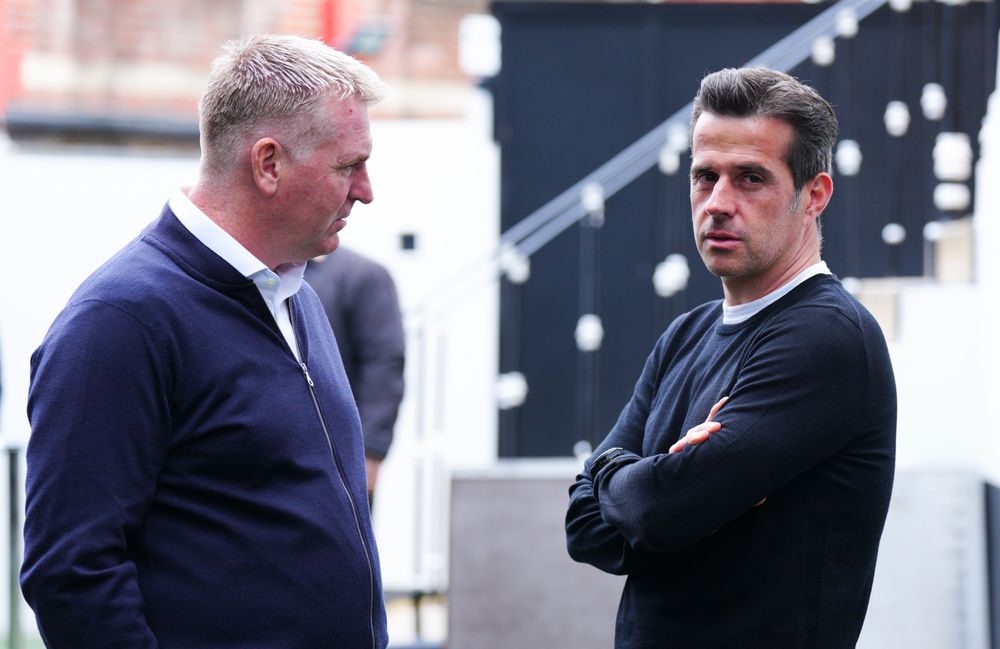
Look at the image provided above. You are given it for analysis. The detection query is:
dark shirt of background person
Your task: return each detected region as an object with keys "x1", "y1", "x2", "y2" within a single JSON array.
[{"x1": 307, "y1": 247, "x2": 405, "y2": 501}]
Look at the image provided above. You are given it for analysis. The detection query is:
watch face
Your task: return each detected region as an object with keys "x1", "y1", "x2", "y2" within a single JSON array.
[{"x1": 593, "y1": 447, "x2": 624, "y2": 473}]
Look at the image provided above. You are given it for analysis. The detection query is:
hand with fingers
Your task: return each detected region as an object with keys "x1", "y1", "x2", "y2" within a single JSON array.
[
  {"x1": 668, "y1": 396, "x2": 767, "y2": 506},
  {"x1": 669, "y1": 396, "x2": 728, "y2": 454}
]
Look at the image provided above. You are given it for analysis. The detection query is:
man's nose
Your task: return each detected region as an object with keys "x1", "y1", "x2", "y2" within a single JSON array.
[
  {"x1": 704, "y1": 178, "x2": 736, "y2": 218},
  {"x1": 352, "y1": 165, "x2": 374, "y2": 204}
]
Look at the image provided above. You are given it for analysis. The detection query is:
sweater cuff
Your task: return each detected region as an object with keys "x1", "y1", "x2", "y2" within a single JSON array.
[{"x1": 591, "y1": 451, "x2": 642, "y2": 501}]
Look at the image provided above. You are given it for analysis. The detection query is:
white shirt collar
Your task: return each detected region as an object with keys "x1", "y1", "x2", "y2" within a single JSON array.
[
  {"x1": 168, "y1": 187, "x2": 306, "y2": 310},
  {"x1": 168, "y1": 188, "x2": 306, "y2": 361},
  {"x1": 722, "y1": 261, "x2": 831, "y2": 325}
]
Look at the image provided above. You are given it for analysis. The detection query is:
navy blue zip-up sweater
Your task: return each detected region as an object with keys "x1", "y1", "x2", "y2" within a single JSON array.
[
  {"x1": 23, "y1": 207, "x2": 388, "y2": 649},
  {"x1": 566, "y1": 275, "x2": 896, "y2": 648}
]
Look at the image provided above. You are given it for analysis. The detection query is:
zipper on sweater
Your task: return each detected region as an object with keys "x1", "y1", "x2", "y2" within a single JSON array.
[
  {"x1": 299, "y1": 360, "x2": 377, "y2": 649},
  {"x1": 287, "y1": 302, "x2": 377, "y2": 647}
]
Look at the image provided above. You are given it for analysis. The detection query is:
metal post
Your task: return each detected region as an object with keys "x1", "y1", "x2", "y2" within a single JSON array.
[
  {"x1": 8, "y1": 448, "x2": 20, "y2": 649},
  {"x1": 577, "y1": 212, "x2": 602, "y2": 447}
]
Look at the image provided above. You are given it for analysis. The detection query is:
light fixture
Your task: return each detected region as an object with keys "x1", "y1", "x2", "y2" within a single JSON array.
[
  {"x1": 811, "y1": 36, "x2": 836, "y2": 67},
  {"x1": 573, "y1": 440, "x2": 593, "y2": 460},
  {"x1": 889, "y1": 0, "x2": 912, "y2": 11},
  {"x1": 667, "y1": 122, "x2": 689, "y2": 153},
  {"x1": 836, "y1": 8, "x2": 859, "y2": 38},
  {"x1": 581, "y1": 182, "x2": 604, "y2": 214},
  {"x1": 653, "y1": 254, "x2": 690, "y2": 297},
  {"x1": 835, "y1": 140, "x2": 862, "y2": 176},
  {"x1": 933, "y1": 183, "x2": 971, "y2": 213},
  {"x1": 575, "y1": 314, "x2": 604, "y2": 352},
  {"x1": 495, "y1": 372, "x2": 528, "y2": 409},
  {"x1": 884, "y1": 101, "x2": 911, "y2": 137},
  {"x1": 921, "y1": 83, "x2": 948, "y2": 121},
  {"x1": 658, "y1": 147, "x2": 681, "y2": 175},
  {"x1": 881, "y1": 223, "x2": 906, "y2": 245},
  {"x1": 499, "y1": 244, "x2": 531, "y2": 284},
  {"x1": 923, "y1": 220, "x2": 946, "y2": 242},
  {"x1": 840, "y1": 277, "x2": 863, "y2": 295},
  {"x1": 933, "y1": 132, "x2": 973, "y2": 182}
]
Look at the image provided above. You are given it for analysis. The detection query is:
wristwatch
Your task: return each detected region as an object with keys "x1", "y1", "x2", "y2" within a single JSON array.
[{"x1": 590, "y1": 446, "x2": 627, "y2": 477}]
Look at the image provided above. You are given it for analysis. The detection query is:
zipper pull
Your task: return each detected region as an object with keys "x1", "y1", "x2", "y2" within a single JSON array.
[{"x1": 300, "y1": 362, "x2": 314, "y2": 387}]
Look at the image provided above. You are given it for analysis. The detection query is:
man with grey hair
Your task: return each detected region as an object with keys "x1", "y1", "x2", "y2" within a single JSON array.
[
  {"x1": 567, "y1": 68, "x2": 896, "y2": 648},
  {"x1": 23, "y1": 35, "x2": 389, "y2": 648}
]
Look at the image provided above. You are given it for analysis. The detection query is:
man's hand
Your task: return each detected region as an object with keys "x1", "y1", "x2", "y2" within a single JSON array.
[
  {"x1": 365, "y1": 456, "x2": 381, "y2": 494},
  {"x1": 668, "y1": 396, "x2": 766, "y2": 506},
  {"x1": 669, "y1": 396, "x2": 728, "y2": 454}
]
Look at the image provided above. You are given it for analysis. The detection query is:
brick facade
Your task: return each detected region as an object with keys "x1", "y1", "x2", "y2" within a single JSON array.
[{"x1": 1, "y1": 0, "x2": 487, "y2": 128}]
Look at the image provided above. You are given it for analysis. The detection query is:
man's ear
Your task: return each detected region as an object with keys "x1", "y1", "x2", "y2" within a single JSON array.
[
  {"x1": 804, "y1": 172, "x2": 833, "y2": 221},
  {"x1": 251, "y1": 138, "x2": 283, "y2": 197}
]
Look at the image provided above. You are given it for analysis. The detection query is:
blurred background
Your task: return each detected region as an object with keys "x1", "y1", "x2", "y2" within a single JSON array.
[{"x1": 1, "y1": 0, "x2": 999, "y2": 647}]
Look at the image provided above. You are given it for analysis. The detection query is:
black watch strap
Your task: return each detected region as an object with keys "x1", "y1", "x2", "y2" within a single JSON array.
[{"x1": 590, "y1": 446, "x2": 627, "y2": 477}]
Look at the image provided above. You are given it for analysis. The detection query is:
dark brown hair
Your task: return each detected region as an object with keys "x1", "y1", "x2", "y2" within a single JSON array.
[{"x1": 691, "y1": 68, "x2": 838, "y2": 191}]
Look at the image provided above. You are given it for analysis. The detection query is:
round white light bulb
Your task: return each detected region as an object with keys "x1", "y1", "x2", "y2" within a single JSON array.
[
  {"x1": 840, "y1": 277, "x2": 863, "y2": 295},
  {"x1": 499, "y1": 245, "x2": 531, "y2": 284},
  {"x1": 575, "y1": 314, "x2": 605, "y2": 352},
  {"x1": 881, "y1": 223, "x2": 906, "y2": 246},
  {"x1": 573, "y1": 440, "x2": 593, "y2": 460},
  {"x1": 933, "y1": 183, "x2": 971, "y2": 213},
  {"x1": 658, "y1": 147, "x2": 681, "y2": 175},
  {"x1": 653, "y1": 254, "x2": 690, "y2": 298},
  {"x1": 921, "y1": 83, "x2": 948, "y2": 121},
  {"x1": 884, "y1": 101, "x2": 910, "y2": 137},
  {"x1": 835, "y1": 140, "x2": 862, "y2": 176},
  {"x1": 933, "y1": 132, "x2": 973, "y2": 182},
  {"x1": 812, "y1": 36, "x2": 836, "y2": 67},
  {"x1": 923, "y1": 220, "x2": 946, "y2": 242},
  {"x1": 667, "y1": 122, "x2": 690, "y2": 153},
  {"x1": 581, "y1": 182, "x2": 604, "y2": 214},
  {"x1": 836, "y1": 9, "x2": 859, "y2": 38},
  {"x1": 495, "y1": 372, "x2": 528, "y2": 409}
]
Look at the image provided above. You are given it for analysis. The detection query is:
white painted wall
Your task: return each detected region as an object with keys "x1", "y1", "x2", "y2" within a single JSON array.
[{"x1": 886, "y1": 70, "x2": 1000, "y2": 484}]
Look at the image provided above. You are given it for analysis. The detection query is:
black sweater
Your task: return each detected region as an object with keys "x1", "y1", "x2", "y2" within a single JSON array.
[{"x1": 566, "y1": 275, "x2": 896, "y2": 649}]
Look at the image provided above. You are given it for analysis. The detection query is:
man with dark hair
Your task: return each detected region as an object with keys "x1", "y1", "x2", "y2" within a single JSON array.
[
  {"x1": 23, "y1": 35, "x2": 389, "y2": 648},
  {"x1": 566, "y1": 67, "x2": 896, "y2": 648}
]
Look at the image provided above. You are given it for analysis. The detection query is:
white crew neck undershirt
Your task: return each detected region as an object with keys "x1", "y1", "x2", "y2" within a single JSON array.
[{"x1": 722, "y1": 261, "x2": 831, "y2": 325}]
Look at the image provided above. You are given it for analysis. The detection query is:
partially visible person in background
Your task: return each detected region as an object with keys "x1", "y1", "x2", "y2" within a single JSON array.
[{"x1": 307, "y1": 247, "x2": 405, "y2": 504}]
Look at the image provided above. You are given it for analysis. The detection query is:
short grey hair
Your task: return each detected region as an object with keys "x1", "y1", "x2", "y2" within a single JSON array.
[
  {"x1": 199, "y1": 34, "x2": 385, "y2": 171},
  {"x1": 691, "y1": 68, "x2": 837, "y2": 191}
]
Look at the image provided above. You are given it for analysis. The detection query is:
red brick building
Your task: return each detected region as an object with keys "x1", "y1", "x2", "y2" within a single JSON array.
[{"x1": 0, "y1": 0, "x2": 486, "y2": 137}]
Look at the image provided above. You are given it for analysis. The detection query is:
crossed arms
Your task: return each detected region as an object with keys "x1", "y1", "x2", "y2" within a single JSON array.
[{"x1": 565, "y1": 306, "x2": 872, "y2": 575}]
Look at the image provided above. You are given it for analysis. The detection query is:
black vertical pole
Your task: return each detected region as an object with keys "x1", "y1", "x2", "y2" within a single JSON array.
[
  {"x1": 577, "y1": 211, "x2": 602, "y2": 448},
  {"x1": 8, "y1": 448, "x2": 19, "y2": 649}
]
